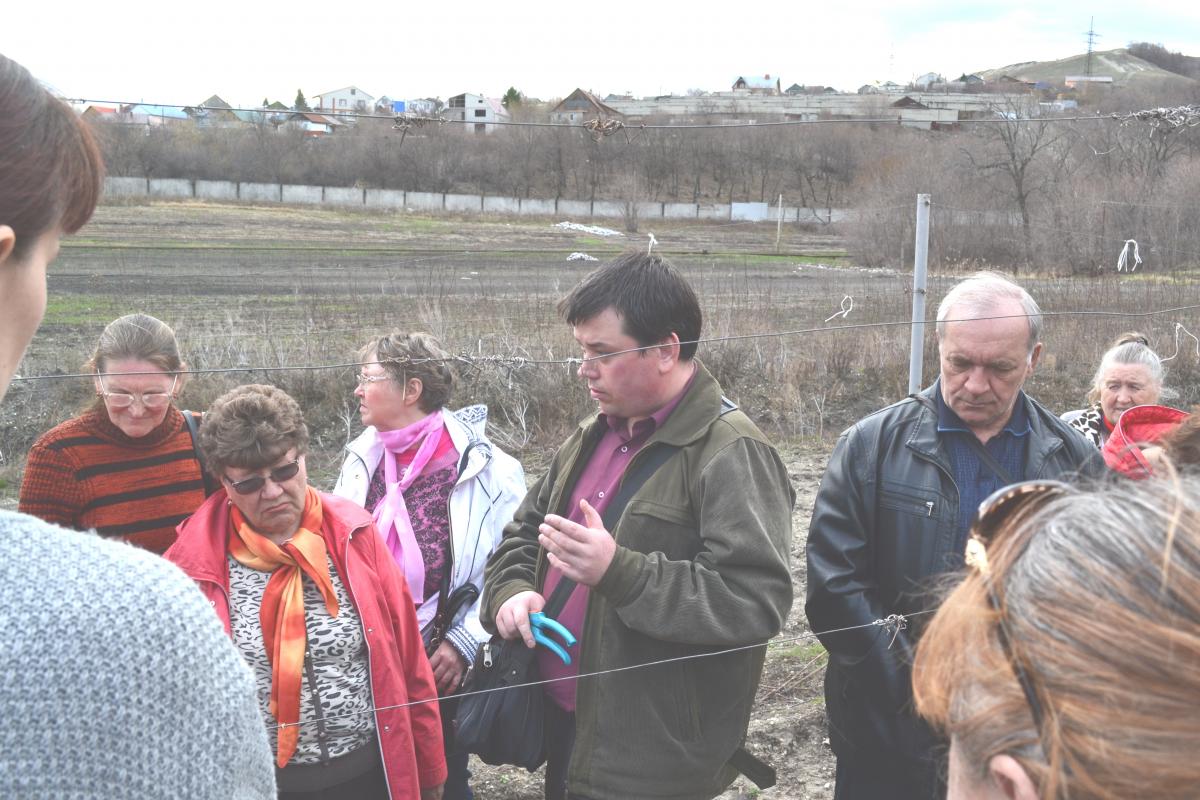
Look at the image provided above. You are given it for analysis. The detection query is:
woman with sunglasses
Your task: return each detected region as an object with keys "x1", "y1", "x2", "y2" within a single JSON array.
[
  {"x1": 913, "y1": 477, "x2": 1200, "y2": 799},
  {"x1": 167, "y1": 383, "x2": 446, "y2": 800},
  {"x1": 333, "y1": 331, "x2": 525, "y2": 800},
  {"x1": 19, "y1": 313, "x2": 206, "y2": 553}
]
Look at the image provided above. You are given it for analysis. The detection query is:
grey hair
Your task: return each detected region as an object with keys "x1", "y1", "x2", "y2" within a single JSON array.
[
  {"x1": 1089, "y1": 335, "x2": 1164, "y2": 401},
  {"x1": 936, "y1": 272, "x2": 1042, "y2": 354}
]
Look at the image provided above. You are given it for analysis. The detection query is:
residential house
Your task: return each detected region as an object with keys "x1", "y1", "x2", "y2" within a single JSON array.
[
  {"x1": 79, "y1": 104, "x2": 119, "y2": 122},
  {"x1": 732, "y1": 74, "x2": 781, "y2": 94},
  {"x1": 550, "y1": 88, "x2": 623, "y2": 124},
  {"x1": 314, "y1": 86, "x2": 376, "y2": 117},
  {"x1": 183, "y1": 95, "x2": 243, "y2": 128},
  {"x1": 283, "y1": 112, "x2": 342, "y2": 136},
  {"x1": 956, "y1": 73, "x2": 985, "y2": 86},
  {"x1": 447, "y1": 93, "x2": 511, "y2": 134},
  {"x1": 913, "y1": 72, "x2": 944, "y2": 90},
  {"x1": 785, "y1": 83, "x2": 805, "y2": 95},
  {"x1": 891, "y1": 96, "x2": 930, "y2": 109},
  {"x1": 123, "y1": 104, "x2": 190, "y2": 127}
]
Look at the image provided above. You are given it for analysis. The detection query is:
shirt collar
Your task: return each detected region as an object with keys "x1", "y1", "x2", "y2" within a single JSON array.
[{"x1": 934, "y1": 379, "x2": 1032, "y2": 437}]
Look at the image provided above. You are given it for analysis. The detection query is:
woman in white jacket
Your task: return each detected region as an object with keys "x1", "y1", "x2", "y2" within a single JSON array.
[{"x1": 333, "y1": 331, "x2": 525, "y2": 800}]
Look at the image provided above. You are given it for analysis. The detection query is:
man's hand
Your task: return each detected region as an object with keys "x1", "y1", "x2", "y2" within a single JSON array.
[
  {"x1": 420, "y1": 783, "x2": 444, "y2": 800},
  {"x1": 495, "y1": 590, "x2": 545, "y2": 648},
  {"x1": 539, "y1": 498, "x2": 616, "y2": 587},
  {"x1": 428, "y1": 640, "x2": 467, "y2": 695}
]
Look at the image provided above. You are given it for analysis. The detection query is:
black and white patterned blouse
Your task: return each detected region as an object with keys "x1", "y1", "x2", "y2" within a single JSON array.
[{"x1": 229, "y1": 554, "x2": 376, "y2": 765}]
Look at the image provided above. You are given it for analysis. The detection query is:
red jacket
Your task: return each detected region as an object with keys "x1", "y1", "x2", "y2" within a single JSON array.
[{"x1": 166, "y1": 490, "x2": 447, "y2": 798}]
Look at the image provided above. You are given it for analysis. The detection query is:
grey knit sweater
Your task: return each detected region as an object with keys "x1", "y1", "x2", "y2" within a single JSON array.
[{"x1": 0, "y1": 510, "x2": 276, "y2": 799}]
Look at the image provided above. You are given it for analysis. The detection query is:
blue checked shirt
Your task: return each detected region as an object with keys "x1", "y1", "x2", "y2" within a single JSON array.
[{"x1": 935, "y1": 383, "x2": 1031, "y2": 552}]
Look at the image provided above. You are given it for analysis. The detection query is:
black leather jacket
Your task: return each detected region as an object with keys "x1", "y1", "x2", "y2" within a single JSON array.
[{"x1": 804, "y1": 383, "x2": 1100, "y2": 764}]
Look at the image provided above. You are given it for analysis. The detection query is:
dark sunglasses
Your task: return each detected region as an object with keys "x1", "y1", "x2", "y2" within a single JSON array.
[
  {"x1": 223, "y1": 459, "x2": 301, "y2": 495},
  {"x1": 966, "y1": 480, "x2": 1072, "y2": 737}
]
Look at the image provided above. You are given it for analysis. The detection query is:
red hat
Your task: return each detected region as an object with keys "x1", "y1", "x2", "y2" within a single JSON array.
[{"x1": 1102, "y1": 404, "x2": 1190, "y2": 478}]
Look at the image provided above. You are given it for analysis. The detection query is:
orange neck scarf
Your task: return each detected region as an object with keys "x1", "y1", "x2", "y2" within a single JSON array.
[{"x1": 228, "y1": 485, "x2": 339, "y2": 768}]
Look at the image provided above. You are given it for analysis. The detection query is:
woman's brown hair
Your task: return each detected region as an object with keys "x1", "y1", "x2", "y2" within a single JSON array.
[
  {"x1": 0, "y1": 54, "x2": 104, "y2": 260},
  {"x1": 913, "y1": 476, "x2": 1200, "y2": 799},
  {"x1": 359, "y1": 331, "x2": 454, "y2": 413},
  {"x1": 198, "y1": 384, "x2": 309, "y2": 476}
]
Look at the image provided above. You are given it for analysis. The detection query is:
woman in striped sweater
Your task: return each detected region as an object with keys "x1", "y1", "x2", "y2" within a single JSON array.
[{"x1": 19, "y1": 313, "x2": 208, "y2": 553}]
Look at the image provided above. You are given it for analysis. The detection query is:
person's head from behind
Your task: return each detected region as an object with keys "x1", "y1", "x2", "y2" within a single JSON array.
[
  {"x1": 354, "y1": 331, "x2": 454, "y2": 432},
  {"x1": 87, "y1": 314, "x2": 185, "y2": 438},
  {"x1": 1088, "y1": 332, "x2": 1163, "y2": 427},
  {"x1": 0, "y1": 54, "x2": 104, "y2": 401},
  {"x1": 913, "y1": 477, "x2": 1200, "y2": 800},
  {"x1": 200, "y1": 384, "x2": 310, "y2": 541},
  {"x1": 558, "y1": 251, "x2": 701, "y2": 422},
  {"x1": 936, "y1": 272, "x2": 1042, "y2": 439}
]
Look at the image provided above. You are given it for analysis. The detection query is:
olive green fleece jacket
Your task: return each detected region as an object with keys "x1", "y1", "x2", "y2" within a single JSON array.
[{"x1": 482, "y1": 362, "x2": 794, "y2": 800}]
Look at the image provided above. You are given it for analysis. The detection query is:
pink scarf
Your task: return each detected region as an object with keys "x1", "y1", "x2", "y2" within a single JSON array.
[{"x1": 374, "y1": 410, "x2": 445, "y2": 610}]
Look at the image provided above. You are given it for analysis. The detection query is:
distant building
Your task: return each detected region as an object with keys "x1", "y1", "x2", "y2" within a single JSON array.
[
  {"x1": 857, "y1": 81, "x2": 904, "y2": 95},
  {"x1": 1064, "y1": 75, "x2": 1113, "y2": 88},
  {"x1": 891, "y1": 96, "x2": 930, "y2": 109},
  {"x1": 785, "y1": 83, "x2": 805, "y2": 95},
  {"x1": 732, "y1": 74, "x2": 781, "y2": 94},
  {"x1": 282, "y1": 112, "x2": 342, "y2": 136},
  {"x1": 314, "y1": 86, "x2": 376, "y2": 116},
  {"x1": 956, "y1": 73, "x2": 985, "y2": 85},
  {"x1": 447, "y1": 93, "x2": 511, "y2": 134},
  {"x1": 183, "y1": 95, "x2": 243, "y2": 128},
  {"x1": 550, "y1": 88, "x2": 623, "y2": 124},
  {"x1": 913, "y1": 72, "x2": 944, "y2": 89},
  {"x1": 123, "y1": 104, "x2": 190, "y2": 126}
]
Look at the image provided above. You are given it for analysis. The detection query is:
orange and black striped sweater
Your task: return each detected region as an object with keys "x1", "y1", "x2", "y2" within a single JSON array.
[{"x1": 18, "y1": 407, "x2": 207, "y2": 554}]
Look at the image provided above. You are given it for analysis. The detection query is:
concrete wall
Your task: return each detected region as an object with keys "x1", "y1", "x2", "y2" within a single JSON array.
[
  {"x1": 106, "y1": 177, "x2": 149, "y2": 197},
  {"x1": 732, "y1": 202, "x2": 770, "y2": 222},
  {"x1": 445, "y1": 193, "x2": 483, "y2": 213},
  {"x1": 663, "y1": 202, "x2": 697, "y2": 219},
  {"x1": 407, "y1": 192, "x2": 443, "y2": 211},
  {"x1": 240, "y1": 182, "x2": 281, "y2": 202},
  {"x1": 365, "y1": 189, "x2": 406, "y2": 209},
  {"x1": 558, "y1": 200, "x2": 591, "y2": 218},
  {"x1": 636, "y1": 201, "x2": 664, "y2": 219},
  {"x1": 149, "y1": 178, "x2": 192, "y2": 198},
  {"x1": 325, "y1": 187, "x2": 365, "y2": 206},
  {"x1": 483, "y1": 196, "x2": 520, "y2": 214},
  {"x1": 282, "y1": 184, "x2": 324, "y2": 205},
  {"x1": 520, "y1": 198, "x2": 556, "y2": 216},
  {"x1": 101, "y1": 177, "x2": 851, "y2": 226},
  {"x1": 591, "y1": 200, "x2": 625, "y2": 219},
  {"x1": 196, "y1": 180, "x2": 238, "y2": 201}
]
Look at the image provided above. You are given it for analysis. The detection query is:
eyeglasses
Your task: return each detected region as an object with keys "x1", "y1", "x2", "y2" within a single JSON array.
[
  {"x1": 223, "y1": 459, "x2": 301, "y2": 495},
  {"x1": 967, "y1": 480, "x2": 1071, "y2": 737},
  {"x1": 356, "y1": 373, "x2": 392, "y2": 386},
  {"x1": 98, "y1": 374, "x2": 178, "y2": 409}
]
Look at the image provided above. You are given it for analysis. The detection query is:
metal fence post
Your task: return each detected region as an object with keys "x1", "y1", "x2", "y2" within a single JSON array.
[{"x1": 908, "y1": 194, "x2": 931, "y2": 395}]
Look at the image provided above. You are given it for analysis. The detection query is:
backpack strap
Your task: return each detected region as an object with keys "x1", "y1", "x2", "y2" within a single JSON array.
[{"x1": 182, "y1": 410, "x2": 219, "y2": 497}]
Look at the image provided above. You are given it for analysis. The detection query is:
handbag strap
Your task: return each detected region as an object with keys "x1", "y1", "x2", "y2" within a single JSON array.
[
  {"x1": 182, "y1": 410, "x2": 219, "y2": 497},
  {"x1": 908, "y1": 393, "x2": 1015, "y2": 484},
  {"x1": 543, "y1": 441, "x2": 681, "y2": 618}
]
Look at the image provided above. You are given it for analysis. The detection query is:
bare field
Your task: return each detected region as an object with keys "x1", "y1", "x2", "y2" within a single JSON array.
[{"x1": 4, "y1": 200, "x2": 1199, "y2": 799}]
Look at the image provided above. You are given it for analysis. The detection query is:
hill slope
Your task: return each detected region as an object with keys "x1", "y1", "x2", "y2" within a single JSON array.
[{"x1": 977, "y1": 48, "x2": 1195, "y2": 86}]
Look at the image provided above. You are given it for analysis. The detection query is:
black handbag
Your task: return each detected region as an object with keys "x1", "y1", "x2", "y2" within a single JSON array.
[{"x1": 455, "y1": 443, "x2": 680, "y2": 771}]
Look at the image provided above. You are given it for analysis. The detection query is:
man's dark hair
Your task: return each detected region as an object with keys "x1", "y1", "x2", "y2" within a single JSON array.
[{"x1": 558, "y1": 251, "x2": 702, "y2": 360}]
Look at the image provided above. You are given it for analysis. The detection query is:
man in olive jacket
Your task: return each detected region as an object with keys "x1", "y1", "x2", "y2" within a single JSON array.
[
  {"x1": 482, "y1": 252, "x2": 794, "y2": 800},
  {"x1": 805, "y1": 273, "x2": 1101, "y2": 800}
]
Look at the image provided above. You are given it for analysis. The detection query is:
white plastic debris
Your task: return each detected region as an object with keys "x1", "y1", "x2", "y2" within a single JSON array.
[{"x1": 554, "y1": 221, "x2": 624, "y2": 237}]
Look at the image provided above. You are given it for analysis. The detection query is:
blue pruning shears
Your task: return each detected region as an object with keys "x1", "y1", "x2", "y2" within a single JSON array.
[{"x1": 529, "y1": 611, "x2": 577, "y2": 665}]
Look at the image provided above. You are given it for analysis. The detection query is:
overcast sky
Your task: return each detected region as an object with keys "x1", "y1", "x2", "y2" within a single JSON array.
[{"x1": 6, "y1": 0, "x2": 1199, "y2": 108}]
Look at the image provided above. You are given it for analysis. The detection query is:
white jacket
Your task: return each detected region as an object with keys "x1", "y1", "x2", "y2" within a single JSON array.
[{"x1": 332, "y1": 405, "x2": 525, "y2": 663}]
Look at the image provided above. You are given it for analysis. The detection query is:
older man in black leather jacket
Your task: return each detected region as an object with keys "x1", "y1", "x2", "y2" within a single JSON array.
[{"x1": 805, "y1": 273, "x2": 1100, "y2": 800}]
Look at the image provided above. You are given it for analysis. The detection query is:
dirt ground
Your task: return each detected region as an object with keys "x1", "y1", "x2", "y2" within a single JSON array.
[{"x1": 467, "y1": 441, "x2": 836, "y2": 800}]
